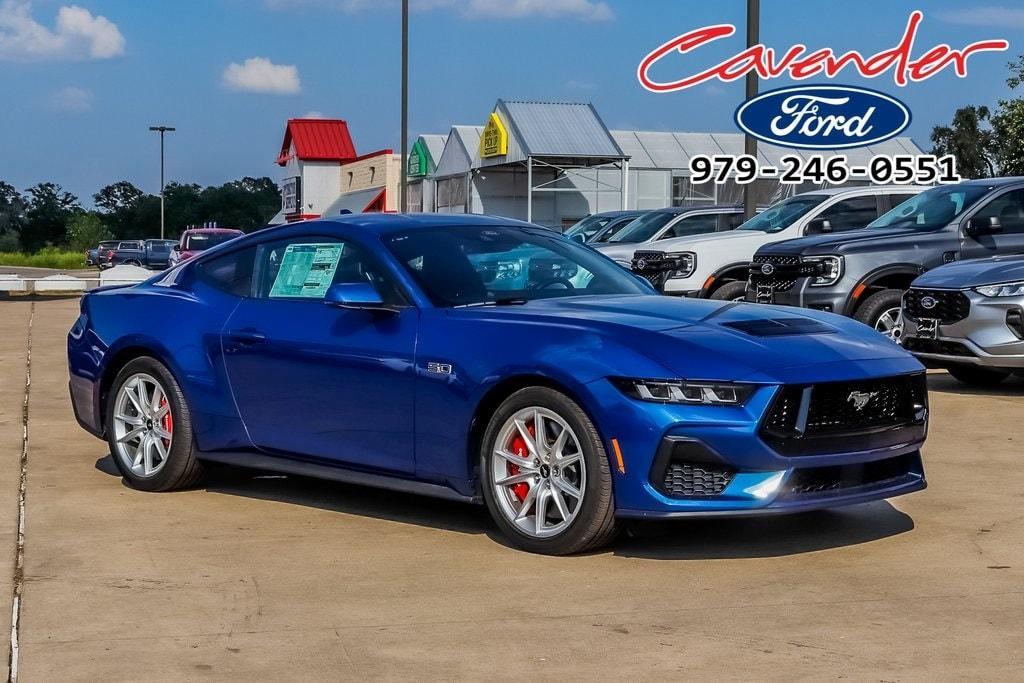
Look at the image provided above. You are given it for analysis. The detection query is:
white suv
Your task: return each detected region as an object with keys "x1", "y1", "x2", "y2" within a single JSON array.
[{"x1": 645, "y1": 186, "x2": 925, "y2": 300}]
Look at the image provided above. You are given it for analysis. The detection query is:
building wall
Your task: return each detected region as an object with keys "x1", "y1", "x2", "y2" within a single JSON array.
[
  {"x1": 339, "y1": 153, "x2": 401, "y2": 211},
  {"x1": 296, "y1": 158, "x2": 343, "y2": 217}
]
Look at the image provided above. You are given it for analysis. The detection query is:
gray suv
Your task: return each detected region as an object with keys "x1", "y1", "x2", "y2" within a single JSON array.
[
  {"x1": 747, "y1": 179, "x2": 1024, "y2": 338},
  {"x1": 902, "y1": 254, "x2": 1024, "y2": 385}
]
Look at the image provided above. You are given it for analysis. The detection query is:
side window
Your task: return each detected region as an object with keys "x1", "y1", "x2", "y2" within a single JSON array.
[
  {"x1": 719, "y1": 212, "x2": 745, "y2": 231},
  {"x1": 195, "y1": 247, "x2": 257, "y2": 297},
  {"x1": 888, "y1": 193, "x2": 917, "y2": 211},
  {"x1": 817, "y1": 196, "x2": 879, "y2": 232},
  {"x1": 971, "y1": 189, "x2": 1024, "y2": 235},
  {"x1": 253, "y1": 236, "x2": 405, "y2": 304},
  {"x1": 660, "y1": 214, "x2": 720, "y2": 239}
]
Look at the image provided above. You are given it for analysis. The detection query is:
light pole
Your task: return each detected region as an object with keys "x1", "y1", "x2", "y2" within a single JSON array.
[
  {"x1": 400, "y1": 0, "x2": 409, "y2": 212},
  {"x1": 149, "y1": 125, "x2": 176, "y2": 239},
  {"x1": 742, "y1": 0, "x2": 759, "y2": 220}
]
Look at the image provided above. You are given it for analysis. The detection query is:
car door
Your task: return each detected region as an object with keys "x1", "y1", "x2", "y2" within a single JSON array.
[
  {"x1": 960, "y1": 188, "x2": 1024, "y2": 260},
  {"x1": 656, "y1": 213, "x2": 721, "y2": 240},
  {"x1": 221, "y1": 232, "x2": 418, "y2": 474},
  {"x1": 807, "y1": 194, "x2": 881, "y2": 234}
]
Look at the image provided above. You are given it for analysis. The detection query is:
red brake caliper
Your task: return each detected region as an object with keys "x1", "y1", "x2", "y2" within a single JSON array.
[
  {"x1": 160, "y1": 397, "x2": 172, "y2": 439},
  {"x1": 507, "y1": 421, "x2": 534, "y2": 502}
]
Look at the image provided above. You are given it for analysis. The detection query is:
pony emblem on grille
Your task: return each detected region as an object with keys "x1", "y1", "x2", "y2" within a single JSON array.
[{"x1": 847, "y1": 390, "x2": 879, "y2": 411}]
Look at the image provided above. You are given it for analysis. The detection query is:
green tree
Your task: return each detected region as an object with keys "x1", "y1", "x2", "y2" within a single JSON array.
[
  {"x1": 195, "y1": 177, "x2": 280, "y2": 231},
  {"x1": 930, "y1": 106, "x2": 996, "y2": 178},
  {"x1": 0, "y1": 181, "x2": 26, "y2": 251},
  {"x1": 991, "y1": 55, "x2": 1024, "y2": 176},
  {"x1": 93, "y1": 181, "x2": 155, "y2": 239},
  {"x1": 22, "y1": 182, "x2": 80, "y2": 252},
  {"x1": 66, "y1": 212, "x2": 111, "y2": 252}
]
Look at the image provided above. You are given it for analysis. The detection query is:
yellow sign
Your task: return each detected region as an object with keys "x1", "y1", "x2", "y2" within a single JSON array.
[{"x1": 480, "y1": 112, "x2": 508, "y2": 158}]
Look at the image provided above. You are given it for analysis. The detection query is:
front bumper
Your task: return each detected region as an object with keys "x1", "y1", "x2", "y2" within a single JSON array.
[
  {"x1": 903, "y1": 289, "x2": 1024, "y2": 369},
  {"x1": 588, "y1": 368, "x2": 928, "y2": 518},
  {"x1": 745, "y1": 276, "x2": 851, "y2": 314}
]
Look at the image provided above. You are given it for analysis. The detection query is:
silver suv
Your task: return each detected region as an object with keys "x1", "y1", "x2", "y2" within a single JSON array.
[{"x1": 902, "y1": 254, "x2": 1024, "y2": 386}]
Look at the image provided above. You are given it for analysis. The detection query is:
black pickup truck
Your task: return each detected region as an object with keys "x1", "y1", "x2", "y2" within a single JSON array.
[{"x1": 107, "y1": 239, "x2": 177, "y2": 270}]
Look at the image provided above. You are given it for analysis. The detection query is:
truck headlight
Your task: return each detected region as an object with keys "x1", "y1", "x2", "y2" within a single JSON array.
[
  {"x1": 975, "y1": 281, "x2": 1024, "y2": 298},
  {"x1": 667, "y1": 252, "x2": 696, "y2": 278},
  {"x1": 805, "y1": 256, "x2": 843, "y2": 286},
  {"x1": 612, "y1": 378, "x2": 755, "y2": 406}
]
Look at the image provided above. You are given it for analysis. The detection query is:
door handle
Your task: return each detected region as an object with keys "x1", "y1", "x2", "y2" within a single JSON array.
[{"x1": 226, "y1": 329, "x2": 267, "y2": 346}]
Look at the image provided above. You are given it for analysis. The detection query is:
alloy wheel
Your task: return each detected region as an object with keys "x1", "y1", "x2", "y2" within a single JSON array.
[
  {"x1": 490, "y1": 407, "x2": 586, "y2": 539},
  {"x1": 874, "y1": 307, "x2": 904, "y2": 342},
  {"x1": 112, "y1": 373, "x2": 173, "y2": 477}
]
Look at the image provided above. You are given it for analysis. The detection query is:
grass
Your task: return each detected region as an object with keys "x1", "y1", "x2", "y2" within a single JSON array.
[{"x1": 0, "y1": 248, "x2": 88, "y2": 270}]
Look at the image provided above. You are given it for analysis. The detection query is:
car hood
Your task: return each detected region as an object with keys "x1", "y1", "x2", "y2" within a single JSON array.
[
  {"x1": 593, "y1": 242, "x2": 641, "y2": 262},
  {"x1": 913, "y1": 254, "x2": 1024, "y2": 289},
  {"x1": 760, "y1": 227, "x2": 934, "y2": 255},
  {"x1": 654, "y1": 229, "x2": 774, "y2": 253},
  {"x1": 450, "y1": 295, "x2": 916, "y2": 384}
]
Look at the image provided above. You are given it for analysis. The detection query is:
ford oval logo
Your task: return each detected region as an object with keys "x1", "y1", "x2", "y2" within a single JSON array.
[
  {"x1": 761, "y1": 263, "x2": 775, "y2": 275},
  {"x1": 920, "y1": 296, "x2": 937, "y2": 310},
  {"x1": 735, "y1": 85, "x2": 911, "y2": 150}
]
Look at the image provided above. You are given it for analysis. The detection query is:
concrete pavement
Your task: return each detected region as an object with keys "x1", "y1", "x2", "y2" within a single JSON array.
[{"x1": 4, "y1": 298, "x2": 1023, "y2": 680}]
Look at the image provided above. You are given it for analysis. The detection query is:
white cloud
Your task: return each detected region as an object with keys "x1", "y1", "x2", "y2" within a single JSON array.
[
  {"x1": 937, "y1": 6, "x2": 1024, "y2": 28},
  {"x1": 265, "y1": 0, "x2": 613, "y2": 21},
  {"x1": 222, "y1": 57, "x2": 301, "y2": 95},
  {"x1": 0, "y1": 1, "x2": 125, "y2": 61},
  {"x1": 51, "y1": 85, "x2": 92, "y2": 111},
  {"x1": 301, "y1": 110, "x2": 328, "y2": 118}
]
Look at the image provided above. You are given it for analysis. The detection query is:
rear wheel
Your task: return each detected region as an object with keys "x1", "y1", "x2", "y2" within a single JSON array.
[
  {"x1": 105, "y1": 357, "x2": 204, "y2": 491},
  {"x1": 481, "y1": 387, "x2": 617, "y2": 555},
  {"x1": 947, "y1": 364, "x2": 1011, "y2": 387},
  {"x1": 854, "y1": 289, "x2": 905, "y2": 342},
  {"x1": 710, "y1": 281, "x2": 748, "y2": 302}
]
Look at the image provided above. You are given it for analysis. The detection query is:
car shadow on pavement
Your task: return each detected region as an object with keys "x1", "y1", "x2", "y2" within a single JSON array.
[
  {"x1": 95, "y1": 456, "x2": 915, "y2": 558},
  {"x1": 613, "y1": 503, "x2": 914, "y2": 560},
  {"x1": 926, "y1": 372, "x2": 1024, "y2": 397}
]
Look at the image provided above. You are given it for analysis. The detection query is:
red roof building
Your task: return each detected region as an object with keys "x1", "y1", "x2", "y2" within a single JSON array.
[{"x1": 277, "y1": 119, "x2": 357, "y2": 166}]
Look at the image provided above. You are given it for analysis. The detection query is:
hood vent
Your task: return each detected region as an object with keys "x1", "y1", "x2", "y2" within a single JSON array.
[{"x1": 723, "y1": 317, "x2": 835, "y2": 337}]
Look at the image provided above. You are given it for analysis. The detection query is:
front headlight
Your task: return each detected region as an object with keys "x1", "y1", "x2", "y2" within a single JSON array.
[
  {"x1": 666, "y1": 252, "x2": 696, "y2": 278},
  {"x1": 805, "y1": 255, "x2": 843, "y2": 286},
  {"x1": 612, "y1": 378, "x2": 755, "y2": 406},
  {"x1": 975, "y1": 281, "x2": 1024, "y2": 298}
]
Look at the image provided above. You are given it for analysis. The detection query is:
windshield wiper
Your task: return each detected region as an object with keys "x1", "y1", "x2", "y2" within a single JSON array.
[{"x1": 454, "y1": 297, "x2": 529, "y2": 309}]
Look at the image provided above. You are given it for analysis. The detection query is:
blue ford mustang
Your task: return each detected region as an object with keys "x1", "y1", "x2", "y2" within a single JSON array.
[{"x1": 68, "y1": 214, "x2": 928, "y2": 554}]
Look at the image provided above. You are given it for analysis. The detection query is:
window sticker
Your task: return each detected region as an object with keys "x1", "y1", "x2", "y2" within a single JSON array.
[{"x1": 269, "y1": 243, "x2": 344, "y2": 298}]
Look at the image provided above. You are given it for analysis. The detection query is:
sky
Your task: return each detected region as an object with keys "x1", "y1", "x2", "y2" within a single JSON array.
[{"x1": 1, "y1": 0, "x2": 1022, "y2": 205}]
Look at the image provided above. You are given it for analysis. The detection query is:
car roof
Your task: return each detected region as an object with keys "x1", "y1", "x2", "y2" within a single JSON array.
[
  {"x1": 795, "y1": 185, "x2": 926, "y2": 197},
  {"x1": 307, "y1": 213, "x2": 541, "y2": 235},
  {"x1": 183, "y1": 227, "x2": 243, "y2": 234}
]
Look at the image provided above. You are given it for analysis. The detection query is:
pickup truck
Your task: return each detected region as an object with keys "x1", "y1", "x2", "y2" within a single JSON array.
[
  {"x1": 86, "y1": 240, "x2": 118, "y2": 266},
  {"x1": 107, "y1": 239, "x2": 177, "y2": 270},
  {"x1": 748, "y1": 178, "x2": 1024, "y2": 339}
]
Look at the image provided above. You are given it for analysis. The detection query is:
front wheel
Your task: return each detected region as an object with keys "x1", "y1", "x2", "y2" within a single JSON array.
[
  {"x1": 105, "y1": 356, "x2": 204, "y2": 491},
  {"x1": 481, "y1": 387, "x2": 617, "y2": 555},
  {"x1": 709, "y1": 281, "x2": 748, "y2": 302},
  {"x1": 854, "y1": 289, "x2": 905, "y2": 342}
]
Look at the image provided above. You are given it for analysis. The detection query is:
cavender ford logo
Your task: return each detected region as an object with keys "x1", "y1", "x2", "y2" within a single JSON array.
[{"x1": 847, "y1": 390, "x2": 879, "y2": 411}]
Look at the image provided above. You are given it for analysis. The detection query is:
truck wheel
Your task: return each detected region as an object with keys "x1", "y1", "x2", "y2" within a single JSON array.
[
  {"x1": 947, "y1": 365, "x2": 1011, "y2": 387},
  {"x1": 710, "y1": 281, "x2": 748, "y2": 302},
  {"x1": 854, "y1": 289, "x2": 905, "y2": 341}
]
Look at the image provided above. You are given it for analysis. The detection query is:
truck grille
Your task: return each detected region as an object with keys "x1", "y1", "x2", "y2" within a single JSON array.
[
  {"x1": 761, "y1": 374, "x2": 928, "y2": 456},
  {"x1": 903, "y1": 288, "x2": 970, "y2": 323},
  {"x1": 631, "y1": 251, "x2": 683, "y2": 292},
  {"x1": 748, "y1": 254, "x2": 817, "y2": 293}
]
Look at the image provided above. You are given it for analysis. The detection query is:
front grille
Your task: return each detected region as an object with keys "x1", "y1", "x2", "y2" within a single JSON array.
[
  {"x1": 748, "y1": 254, "x2": 818, "y2": 292},
  {"x1": 762, "y1": 374, "x2": 928, "y2": 456},
  {"x1": 903, "y1": 288, "x2": 970, "y2": 323},
  {"x1": 903, "y1": 337, "x2": 974, "y2": 357},
  {"x1": 787, "y1": 453, "x2": 921, "y2": 496},
  {"x1": 631, "y1": 251, "x2": 684, "y2": 292},
  {"x1": 662, "y1": 462, "x2": 734, "y2": 497}
]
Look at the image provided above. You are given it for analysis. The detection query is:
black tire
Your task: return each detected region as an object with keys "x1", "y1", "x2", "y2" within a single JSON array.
[
  {"x1": 105, "y1": 356, "x2": 204, "y2": 491},
  {"x1": 947, "y1": 364, "x2": 1011, "y2": 387},
  {"x1": 480, "y1": 387, "x2": 617, "y2": 555},
  {"x1": 854, "y1": 289, "x2": 905, "y2": 337},
  {"x1": 710, "y1": 280, "x2": 748, "y2": 301}
]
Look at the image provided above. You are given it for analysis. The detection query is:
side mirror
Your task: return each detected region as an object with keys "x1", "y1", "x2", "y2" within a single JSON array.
[
  {"x1": 966, "y1": 216, "x2": 1002, "y2": 237},
  {"x1": 324, "y1": 282, "x2": 390, "y2": 311},
  {"x1": 570, "y1": 233, "x2": 587, "y2": 244},
  {"x1": 807, "y1": 218, "x2": 833, "y2": 234}
]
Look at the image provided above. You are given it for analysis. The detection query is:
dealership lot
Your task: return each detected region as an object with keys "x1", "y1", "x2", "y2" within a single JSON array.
[{"x1": 0, "y1": 297, "x2": 1020, "y2": 679}]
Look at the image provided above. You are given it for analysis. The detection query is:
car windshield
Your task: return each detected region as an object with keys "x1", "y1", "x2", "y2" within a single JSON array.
[
  {"x1": 564, "y1": 214, "x2": 613, "y2": 241},
  {"x1": 738, "y1": 195, "x2": 827, "y2": 233},
  {"x1": 868, "y1": 184, "x2": 992, "y2": 231},
  {"x1": 385, "y1": 225, "x2": 651, "y2": 307},
  {"x1": 595, "y1": 216, "x2": 639, "y2": 242},
  {"x1": 607, "y1": 212, "x2": 677, "y2": 243},
  {"x1": 185, "y1": 232, "x2": 239, "y2": 251}
]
